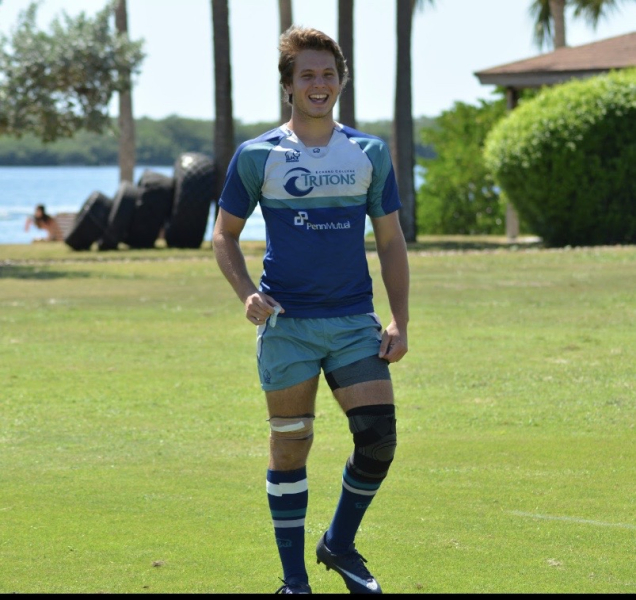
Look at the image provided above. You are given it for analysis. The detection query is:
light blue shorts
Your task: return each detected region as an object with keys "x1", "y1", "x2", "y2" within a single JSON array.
[{"x1": 256, "y1": 313, "x2": 384, "y2": 391}]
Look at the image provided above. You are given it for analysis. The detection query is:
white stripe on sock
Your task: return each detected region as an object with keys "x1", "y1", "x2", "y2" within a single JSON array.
[
  {"x1": 342, "y1": 478, "x2": 378, "y2": 496},
  {"x1": 266, "y1": 478, "x2": 308, "y2": 497},
  {"x1": 272, "y1": 518, "x2": 306, "y2": 528}
]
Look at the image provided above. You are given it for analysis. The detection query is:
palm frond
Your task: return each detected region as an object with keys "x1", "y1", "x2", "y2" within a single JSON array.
[
  {"x1": 571, "y1": 0, "x2": 623, "y2": 28},
  {"x1": 412, "y1": 0, "x2": 435, "y2": 14},
  {"x1": 528, "y1": 0, "x2": 553, "y2": 50}
]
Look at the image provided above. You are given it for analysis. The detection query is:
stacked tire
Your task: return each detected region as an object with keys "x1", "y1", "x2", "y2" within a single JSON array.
[
  {"x1": 125, "y1": 170, "x2": 174, "y2": 248},
  {"x1": 64, "y1": 152, "x2": 215, "y2": 251},
  {"x1": 64, "y1": 192, "x2": 114, "y2": 251},
  {"x1": 164, "y1": 152, "x2": 216, "y2": 249},
  {"x1": 98, "y1": 182, "x2": 140, "y2": 251}
]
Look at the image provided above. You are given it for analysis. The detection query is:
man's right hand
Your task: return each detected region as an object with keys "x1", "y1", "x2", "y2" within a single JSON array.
[{"x1": 244, "y1": 292, "x2": 284, "y2": 326}]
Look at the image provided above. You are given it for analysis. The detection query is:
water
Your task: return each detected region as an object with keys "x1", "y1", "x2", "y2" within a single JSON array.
[
  {"x1": 0, "y1": 165, "x2": 266, "y2": 245},
  {"x1": 0, "y1": 164, "x2": 397, "y2": 245}
]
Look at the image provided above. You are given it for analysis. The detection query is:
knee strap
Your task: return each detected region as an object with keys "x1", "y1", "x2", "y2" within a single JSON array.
[
  {"x1": 346, "y1": 404, "x2": 396, "y2": 480},
  {"x1": 268, "y1": 414, "x2": 315, "y2": 440},
  {"x1": 325, "y1": 355, "x2": 391, "y2": 391}
]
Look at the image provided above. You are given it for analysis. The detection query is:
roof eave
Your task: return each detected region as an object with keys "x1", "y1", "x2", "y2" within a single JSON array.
[{"x1": 474, "y1": 69, "x2": 611, "y2": 88}]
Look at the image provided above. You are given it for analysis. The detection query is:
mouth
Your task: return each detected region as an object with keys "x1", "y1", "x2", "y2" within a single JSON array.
[{"x1": 309, "y1": 93, "x2": 328, "y2": 104}]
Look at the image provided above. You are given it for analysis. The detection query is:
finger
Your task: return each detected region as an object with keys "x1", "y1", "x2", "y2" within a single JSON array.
[
  {"x1": 378, "y1": 337, "x2": 391, "y2": 358},
  {"x1": 249, "y1": 314, "x2": 263, "y2": 325}
]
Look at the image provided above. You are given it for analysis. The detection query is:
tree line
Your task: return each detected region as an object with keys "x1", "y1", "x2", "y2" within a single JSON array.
[{"x1": 0, "y1": 115, "x2": 436, "y2": 166}]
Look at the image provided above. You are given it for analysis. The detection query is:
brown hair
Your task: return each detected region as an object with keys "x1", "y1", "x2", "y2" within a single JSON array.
[
  {"x1": 34, "y1": 204, "x2": 51, "y2": 225},
  {"x1": 278, "y1": 26, "x2": 349, "y2": 105}
]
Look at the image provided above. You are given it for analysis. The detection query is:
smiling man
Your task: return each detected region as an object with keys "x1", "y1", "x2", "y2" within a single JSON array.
[{"x1": 212, "y1": 26, "x2": 410, "y2": 595}]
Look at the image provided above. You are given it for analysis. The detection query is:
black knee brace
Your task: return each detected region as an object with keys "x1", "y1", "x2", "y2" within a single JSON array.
[{"x1": 345, "y1": 404, "x2": 397, "y2": 482}]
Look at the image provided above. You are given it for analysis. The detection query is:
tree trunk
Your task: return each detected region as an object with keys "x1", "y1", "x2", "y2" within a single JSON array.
[
  {"x1": 392, "y1": 0, "x2": 416, "y2": 242},
  {"x1": 278, "y1": 0, "x2": 293, "y2": 124},
  {"x1": 115, "y1": 0, "x2": 135, "y2": 183},
  {"x1": 505, "y1": 87, "x2": 520, "y2": 240},
  {"x1": 549, "y1": 0, "x2": 567, "y2": 47},
  {"x1": 212, "y1": 0, "x2": 235, "y2": 221},
  {"x1": 338, "y1": 0, "x2": 356, "y2": 128}
]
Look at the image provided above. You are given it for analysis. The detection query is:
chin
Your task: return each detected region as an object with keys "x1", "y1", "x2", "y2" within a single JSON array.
[{"x1": 308, "y1": 106, "x2": 333, "y2": 118}]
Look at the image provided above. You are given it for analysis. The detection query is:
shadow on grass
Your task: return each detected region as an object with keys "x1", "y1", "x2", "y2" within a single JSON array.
[
  {"x1": 0, "y1": 264, "x2": 94, "y2": 280},
  {"x1": 0, "y1": 236, "x2": 545, "y2": 264},
  {"x1": 237, "y1": 236, "x2": 545, "y2": 257},
  {"x1": 364, "y1": 235, "x2": 544, "y2": 254}
]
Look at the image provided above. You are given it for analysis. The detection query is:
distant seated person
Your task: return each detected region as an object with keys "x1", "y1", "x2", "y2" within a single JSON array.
[{"x1": 24, "y1": 204, "x2": 64, "y2": 242}]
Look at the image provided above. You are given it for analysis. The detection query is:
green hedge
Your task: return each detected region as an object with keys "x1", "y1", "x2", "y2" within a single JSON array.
[
  {"x1": 484, "y1": 69, "x2": 636, "y2": 247},
  {"x1": 417, "y1": 98, "x2": 508, "y2": 235}
]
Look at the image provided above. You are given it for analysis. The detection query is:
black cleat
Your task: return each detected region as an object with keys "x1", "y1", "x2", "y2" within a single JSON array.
[
  {"x1": 316, "y1": 532, "x2": 382, "y2": 594},
  {"x1": 275, "y1": 579, "x2": 312, "y2": 594}
]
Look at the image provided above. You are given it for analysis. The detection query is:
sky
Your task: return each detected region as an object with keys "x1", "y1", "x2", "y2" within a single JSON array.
[{"x1": 1, "y1": 0, "x2": 635, "y2": 123}]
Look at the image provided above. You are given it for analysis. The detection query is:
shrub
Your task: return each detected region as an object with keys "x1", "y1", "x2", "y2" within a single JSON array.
[
  {"x1": 484, "y1": 69, "x2": 636, "y2": 247},
  {"x1": 416, "y1": 98, "x2": 507, "y2": 235}
]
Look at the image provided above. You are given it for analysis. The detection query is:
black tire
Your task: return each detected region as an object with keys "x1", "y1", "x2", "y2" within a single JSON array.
[
  {"x1": 64, "y1": 191, "x2": 113, "y2": 251},
  {"x1": 164, "y1": 152, "x2": 216, "y2": 248},
  {"x1": 98, "y1": 181, "x2": 140, "y2": 251},
  {"x1": 124, "y1": 170, "x2": 175, "y2": 248}
]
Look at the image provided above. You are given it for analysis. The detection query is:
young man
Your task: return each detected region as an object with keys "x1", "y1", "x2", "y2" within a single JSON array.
[{"x1": 212, "y1": 26, "x2": 409, "y2": 595}]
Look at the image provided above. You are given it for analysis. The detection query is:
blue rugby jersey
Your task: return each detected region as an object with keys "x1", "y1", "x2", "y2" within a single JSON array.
[{"x1": 218, "y1": 123, "x2": 401, "y2": 318}]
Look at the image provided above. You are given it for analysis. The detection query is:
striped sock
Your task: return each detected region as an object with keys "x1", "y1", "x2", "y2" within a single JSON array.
[
  {"x1": 325, "y1": 464, "x2": 383, "y2": 554},
  {"x1": 266, "y1": 467, "x2": 308, "y2": 584}
]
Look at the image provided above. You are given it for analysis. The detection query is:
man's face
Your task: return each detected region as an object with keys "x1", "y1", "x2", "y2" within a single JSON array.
[{"x1": 286, "y1": 49, "x2": 341, "y2": 120}]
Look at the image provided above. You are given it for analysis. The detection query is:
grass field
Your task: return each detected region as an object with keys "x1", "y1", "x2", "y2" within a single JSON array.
[{"x1": 1, "y1": 238, "x2": 635, "y2": 593}]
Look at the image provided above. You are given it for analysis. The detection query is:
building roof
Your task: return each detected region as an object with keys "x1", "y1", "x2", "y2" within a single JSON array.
[{"x1": 474, "y1": 31, "x2": 636, "y2": 88}]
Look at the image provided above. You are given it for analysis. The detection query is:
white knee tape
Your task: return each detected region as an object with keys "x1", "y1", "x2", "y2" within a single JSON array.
[{"x1": 268, "y1": 415, "x2": 315, "y2": 440}]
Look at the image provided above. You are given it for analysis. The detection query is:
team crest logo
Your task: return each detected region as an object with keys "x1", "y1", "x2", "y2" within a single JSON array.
[
  {"x1": 284, "y1": 167, "x2": 313, "y2": 197},
  {"x1": 285, "y1": 150, "x2": 301, "y2": 163}
]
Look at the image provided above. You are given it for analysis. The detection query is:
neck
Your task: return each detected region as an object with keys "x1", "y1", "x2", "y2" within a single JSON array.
[{"x1": 287, "y1": 113, "x2": 336, "y2": 147}]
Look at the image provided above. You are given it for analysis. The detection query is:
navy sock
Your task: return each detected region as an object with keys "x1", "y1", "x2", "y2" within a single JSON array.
[
  {"x1": 326, "y1": 464, "x2": 382, "y2": 554},
  {"x1": 267, "y1": 467, "x2": 308, "y2": 584}
]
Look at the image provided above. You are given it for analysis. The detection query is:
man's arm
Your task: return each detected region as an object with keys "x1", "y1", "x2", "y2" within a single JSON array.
[
  {"x1": 371, "y1": 211, "x2": 410, "y2": 362},
  {"x1": 212, "y1": 207, "x2": 283, "y2": 325}
]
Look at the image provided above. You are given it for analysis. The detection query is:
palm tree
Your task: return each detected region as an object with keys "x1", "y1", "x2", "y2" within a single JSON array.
[
  {"x1": 393, "y1": 0, "x2": 433, "y2": 243},
  {"x1": 338, "y1": 0, "x2": 356, "y2": 128},
  {"x1": 115, "y1": 0, "x2": 135, "y2": 183},
  {"x1": 278, "y1": 0, "x2": 293, "y2": 124},
  {"x1": 530, "y1": 0, "x2": 632, "y2": 50},
  {"x1": 211, "y1": 0, "x2": 235, "y2": 219}
]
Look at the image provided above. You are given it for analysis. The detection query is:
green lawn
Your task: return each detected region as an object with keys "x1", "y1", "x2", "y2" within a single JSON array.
[{"x1": 1, "y1": 239, "x2": 634, "y2": 593}]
